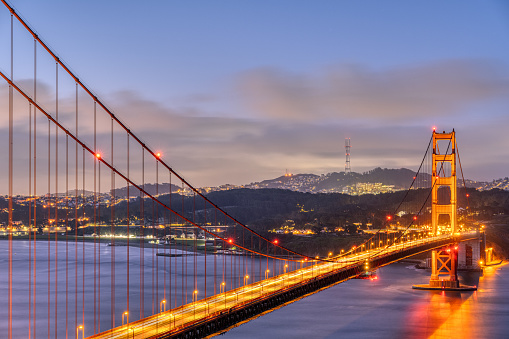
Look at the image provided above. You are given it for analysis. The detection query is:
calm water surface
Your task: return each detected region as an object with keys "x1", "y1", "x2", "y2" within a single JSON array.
[
  {"x1": 0, "y1": 240, "x2": 507, "y2": 338},
  {"x1": 220, "y1": 261, "x2": 509, "y2": 339},
  {"x1": 0, "y1": 239, "x2": 276, "y2": 338}
]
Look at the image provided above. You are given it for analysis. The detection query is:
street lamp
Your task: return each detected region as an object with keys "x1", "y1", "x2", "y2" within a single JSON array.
[
  {"x1": 221, "y1": 282, "x2": 227, "y2": 307},
  {"x1": 193, "y1": 290, "x2": 198, "y2": 319},
  {"x1": 284, "y1": 264, "x2": 288, "y2": 273},
  {"x1": 265, "y1": 269, "x2": 270, "y2": 280},
  {"x1": 244, "y1": 274, "x2": 249, "y2": 286},
  {"x1": 160, "y1": 299, "x2": 166, "y2": 313},
  {"x1": 122, "y1": 311, "x2": 129, "y2": 326},
  {"x1": 76, "y1": 325, "x2": 84, "y2": 339}
]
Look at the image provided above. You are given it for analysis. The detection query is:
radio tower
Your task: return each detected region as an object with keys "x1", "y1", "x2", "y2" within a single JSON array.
[{"x1": 345, "y1": 138, "x2": 351, "y2": 174}]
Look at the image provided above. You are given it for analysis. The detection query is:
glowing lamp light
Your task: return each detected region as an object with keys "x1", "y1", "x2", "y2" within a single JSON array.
[
  {"x1": 273, "y1": 239, "x2": 279, "y2": 245},
  {"x1": 95, "y1": 153, "x2": 101, "y2": 159},
  {"x1": 227, "y1": 238, "x2": 233, "y2": 244},
  {"x1": 466, "y1": 194, "x2": 470, "y2": 197},
  {"x1": 155, "y1": 152, "x2": 161, "y2": 158},
  {"x1": 413, "y1": 216, "x2": 418, "y2": 221},
  {"x1": 386, "y1": 216, "x2": 392, "y2": 221},
  {"x1": 432, "y1": 126, "x2": 436, "y2": 131}
]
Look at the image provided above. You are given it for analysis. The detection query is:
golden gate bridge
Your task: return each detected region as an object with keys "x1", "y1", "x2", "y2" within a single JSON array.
[{"x1": 1, "y1": 1, "x2": 485, "y2": 338}]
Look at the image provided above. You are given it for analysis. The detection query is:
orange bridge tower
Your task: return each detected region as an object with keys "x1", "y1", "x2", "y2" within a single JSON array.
[
  {"x1": 413, "y1": 129, "x2": 479, "y2": 291},
  {"x1": 429, "y1": 130, "x2": 459, "y2": 288}
]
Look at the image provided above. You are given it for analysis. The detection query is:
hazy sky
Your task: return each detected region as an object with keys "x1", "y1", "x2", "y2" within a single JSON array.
[{"x1": 1, "y1": 0, "x2": 508, "y2": 189}]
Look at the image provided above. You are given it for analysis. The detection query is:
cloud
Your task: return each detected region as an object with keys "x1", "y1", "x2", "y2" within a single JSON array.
[
  {"x1": 236, "y1": 60, "x2": 509, "y2": 123},
  {"x1": 2, "y1": 59, "x2": 509, "y2": 195}
]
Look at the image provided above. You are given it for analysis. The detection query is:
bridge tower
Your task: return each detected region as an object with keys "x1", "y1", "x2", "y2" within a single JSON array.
[
  {"x1": 429, "y1": 129, "x2": 459, "y2": 288},
  {"x1": 412, "y1": 129, "x2": 478, "y2": 291}
]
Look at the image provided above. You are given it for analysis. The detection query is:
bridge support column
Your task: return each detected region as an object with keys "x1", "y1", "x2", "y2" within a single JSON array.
[
  {"x1": 457, "y1": 238, "x2": 484, "y2": 271},
  {"x1": 428, "y1": 247, "x2": 459, "y2": 288}
]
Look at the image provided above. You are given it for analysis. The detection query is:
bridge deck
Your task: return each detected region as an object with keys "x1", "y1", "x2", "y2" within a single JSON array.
[{"x1": 87, "y1": 233, "x2": 478, "y2": 339}]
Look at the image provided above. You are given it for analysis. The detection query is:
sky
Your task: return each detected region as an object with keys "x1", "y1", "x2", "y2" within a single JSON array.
[{"x1": 1, "y1": 0, "x2": 509, "y2": 190}]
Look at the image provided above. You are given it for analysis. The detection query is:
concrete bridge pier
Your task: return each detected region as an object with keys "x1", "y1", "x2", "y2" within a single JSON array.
[{"x1": 457, "y1": 236, "x2": 484, "y2": 271}]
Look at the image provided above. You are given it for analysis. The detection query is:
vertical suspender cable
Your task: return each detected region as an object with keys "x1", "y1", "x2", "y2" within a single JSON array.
[
  {"x1": 65, "y1": 134, "x2": 69, "y2": 339},
  {"x1": 170, "y1": 173, "x2": 174, "y2": 309},
  {"x1": 54, "y1": 60, "x2": 59, "y2": 339},
  {"x1": 219, "y1": 216, "x2": 227, "y2": 293},
  {"x1": 126, "y1": 133, "x2": 130, "y2": 322},
  {"x1": 155, "y1": 159, "x2": 159, "y2": 310},
  {"x1": 214, "y1": 209, "x2": 217, "y2": 295},
  {"x1": 33, "y1": 37, "x2": 37, "y2": 339},
  {"x1": 233, "y1": 224, "x2": 236, "y2": 288},
  {"x1": 110, "y1": 118, "x2": 115, "y2": 328},
  {"x1": 28, "y1": 101, "x2": 32, "y2": 339},
  {"x1": 82, "y1": 148, "x2": 85, "y2": 327},
  {"x1": 140, "y1": 148, "x2": 145, "y2": 318},
  {"x1": 8, "y1": 12, "x2": 13, "y2": 339},
  {"x1": 47, "y1": 112, "x2": 51, "y2": 339},
  {"x1": 204, "y1": 198, "x2": 207, "y2": 299},
  {"x1": 152, "y1": 183, "x2": 155, "y2": 314},
  {"x1": 182, "y1": 182, "x2": 185, "y2": 305},
  {"x1": 98, "y1": 160, "x2": 101, "y2": 332},
  {"x1": 74, "y1": 82, "x2": 78, "y2": 333},
  {"x1": 193, "y1": 193, "x2": 196, "y2": 301},
  {"x1": 93, "y1": 102, "x2": 97, "y2": 333}
]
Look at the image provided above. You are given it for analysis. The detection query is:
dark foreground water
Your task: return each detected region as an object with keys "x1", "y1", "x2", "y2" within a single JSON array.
[
  {"x1": 0, "y1": 240, "x2": 507, "y2": 338},
  {"x1": 220, "y1": 261, "x2": 509, "y2": 339}
]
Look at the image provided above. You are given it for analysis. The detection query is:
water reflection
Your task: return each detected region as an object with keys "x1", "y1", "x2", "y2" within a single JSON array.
[{"x1": 220, "y1": 262, "x2": 508, "y2": 339}]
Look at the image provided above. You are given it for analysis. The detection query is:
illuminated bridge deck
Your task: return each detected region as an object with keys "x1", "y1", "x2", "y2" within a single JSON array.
[{"x1": 89, "y1": 232, "x2": 478, "y2": 339}]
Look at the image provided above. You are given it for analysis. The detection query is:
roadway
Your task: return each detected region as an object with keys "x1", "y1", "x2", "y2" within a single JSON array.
[{"x1": 87, "y1": 232, "x2": 477, "y2": 339}]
